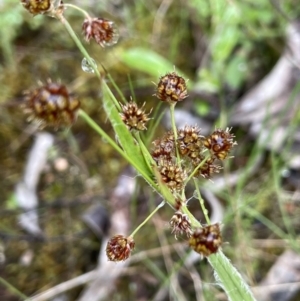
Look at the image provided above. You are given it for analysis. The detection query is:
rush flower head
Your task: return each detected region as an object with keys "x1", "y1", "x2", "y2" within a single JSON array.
[
  {"x1": 20, "y1": 0, "x2": 64, "y2": 17},
  {"x1": 189, "y1": 223, "x2": 222, "y2": 257},
  {"x1": 106, "y1": 235, "x2": 135, "y2": 262},
  {"x1": 151, "y1": 131, "x2": 175, "y2": 162},
  {"x1": 170, "y1": 211, "x2": 192, "y2": 238},
  {"x1": 203, "y1": 128, "x2": 237, "y2": 160},
  {"x1": 120, "y1": 101, "x2": 151, "y2": 131},
  {"x1": 156, "y1": 159, "x2": 187, "y2": 192},
  {"x1": 177, "y1": 125, "x2": 203, "y2": 159},
  {"x1": 82, "y1": 17, "x2": 119, "y2": 47},
  {"x1": 155, "y1": 72, "x2": 188, "y2": 103},
  {"x1": 23, "y1": 80, "x2": 80, "y2": 129}
]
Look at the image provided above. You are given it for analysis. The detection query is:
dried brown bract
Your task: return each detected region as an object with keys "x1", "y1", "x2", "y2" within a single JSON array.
[
  {"x1": 23, "y1": 81, "x2": 80, "y2": 128},
  {"x1": 170, "y1": 211, "x2": 192, "y2": 238},
  {"x1": 106, "y1": 235, "x2": 135, "y2": 262},
  {"x1": 203, "y1": 128, "x2": 237, "y2": 160},
  {"x1": 82, "y1": 17, "x2": 119, "y2": 47},
  {"x1": 120, "y1": 101, "x2": 151, "y2": 131},
  {"x1": 155, "y1": 72, "x2": 188, "y2": 103},
  {"x1": 189, "y1": 223, "x2": 222, "y2": 257}
]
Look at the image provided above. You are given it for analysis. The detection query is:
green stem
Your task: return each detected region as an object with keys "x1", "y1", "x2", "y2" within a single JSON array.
[
  {"x1": 169, "y1": 103, "x2": 180, "y2": 166},
  {"x1": 0, "y1": 277, "x2": 29, "y2": 301},
  {"x1": 106, "y1": 73, "x2": 126, "y2": 108},
  {"x1": 78, "y1": 109, "x2": 121, "y2": 152},
  {"x1": 185, "y1": 154, "x2": 210, "y2": 184},
  {"x1": 58, "y1": 14, "x2": 101, "y2": 78},
  {"x1": 78, "y1": 109, "x2": 155, "y2": 187},
  {"x1": 63, "y1": 3, "x2": 90, "y2": 18},
  {"x1": 102, "y1": 79, "x2": 122, "y2": 112},
  {"x1": 130, "y1": 201, "x2": 165, "y2": 237},
  {"x1": 208, "y1": 252, "x2": 256, "y2": 301},
  {"x1": 193, "y1": 178, "x2": 210, "y2": 224},
  {"x1": 181, "y1": 204, "x2": 202, "y2": 228}
]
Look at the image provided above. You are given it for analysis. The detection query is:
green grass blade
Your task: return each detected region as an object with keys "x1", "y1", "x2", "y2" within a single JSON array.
[{"x1": 209, "y1": 251, "x2": 256, "y2": 301}]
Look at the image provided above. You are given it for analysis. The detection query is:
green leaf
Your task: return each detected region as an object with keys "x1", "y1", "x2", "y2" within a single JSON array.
[{"x1": 120, "y1": 47, "x2": 188, "y2": 79}]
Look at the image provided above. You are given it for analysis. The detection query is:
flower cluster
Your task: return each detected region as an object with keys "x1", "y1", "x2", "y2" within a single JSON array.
[
  {"x1": 120, "y1": 101, "x2": 151, "y2": 131},
  {"x1": 21, "y1": 1, "x2": 120, "y2": 129},
  {"x1": 156, "y1": 72, "x2": 188, "y2": 103},
  {"x1": 152, "y1": 126, "x2": 236, "y2": 190},
  {"x1": 169, "y1": 211, "x2": 192, "y2": 238},
  {"x1": 23, "y1": 81, "x2": 80, "y2": 128},
  {"x1": 21, "y1": 0, "x2": 64, "y2": 16},
  {"x1": 204, "y1": 128, "x2": 237, "y2": 160},
  {"x1": 189, "y1": 223, "x2": 222, "y2": 256},
  {"x1": 82, "y1": 18, "x2": 119, "y2": 47},
  {"x1": 156, "y1": 159, "x2": 187, "y2": 192},
  {"x1": 21, "y1": 1, "x2": 119, "y2": 47},
  {"x1": 106, "y1": 235, "x2": 135, "y2": 262}
]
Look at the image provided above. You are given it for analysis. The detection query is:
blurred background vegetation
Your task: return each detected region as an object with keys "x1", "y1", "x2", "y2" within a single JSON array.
[{"x1": 1, "y1": 0, "x2": 300, "y2": 300}]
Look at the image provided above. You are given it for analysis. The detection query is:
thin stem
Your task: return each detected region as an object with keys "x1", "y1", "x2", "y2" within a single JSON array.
[
  {"x1": 102, "y1": 78, "x2": 122, "y2": 111},
  {"x1": 78, "y1": 109, "x2": 121, "y2": 152},
  {"x1": 193, "y1": 178, "x2": 210, "y2": 224},
  {"x1": 185, "y1": 154, "x2": 210, "y2": 184},
  {"x1": 130, "y1": 201, "x2": 165, "y2": 237},
  {"x1": 181, "y1": 204, "x2": 202, "y2": 228},
  {"x1": 106, "y1": 73, "x2": 126, "y2": 107},
  {"x1": 0, "y1": 277, "x2": 29, "y2": 301},
  {"x1": 63, "y1": 3, "x2": 90, "y2": 18},
  {"x1": 169, "y1": 103, "x2": 180, "y2": 166},
  {"x1": 58, "y1": 13, "x2": 122, "y2": 112},
  {"x1": 58, "y1": 14, "x2": 101, "y2": 78},
  {"x1": 78, "y1": 109, "x2": 155, "y2": 187}
]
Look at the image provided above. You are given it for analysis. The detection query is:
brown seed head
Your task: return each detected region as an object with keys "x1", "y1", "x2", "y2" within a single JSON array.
[
  {"x1": 189, "y1": 223, "x2": 222, "y2": 257},
  {"x1": 23, "y1": 81, "x2": 80, "y2": 128},
  {"x1": 120, "y1": 101, "x2": 151, "y2": 131},
  {"x1": 177, "y1": 125, "x2": 203, "y2": 159},
  {"x1": 156, "y1": 72, "x2": 188, "y2": 103},
  {"x1": 106, "y1": 235, "x2": 135, "y2": 262},
  {"x1": 170, "y1": 211, "x2": 192, "y2": 238},
  {"x1": 156, "y1": 159, "x2": 186, "y2": 192},
  {"x1": 82, "y1": 18, "x2": 119, "y2": 47},
  {"x1": 21, "y1": 0, "x2": 64, "y2": 16},
  {"x1": 203, "y1": 128, "x2": 237, "y2": 160}
]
